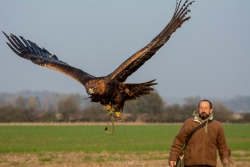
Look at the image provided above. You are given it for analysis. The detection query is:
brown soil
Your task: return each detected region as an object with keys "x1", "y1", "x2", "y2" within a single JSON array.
[{"x1": 0, "y1": 151, "x2": 249, "y2": 167}]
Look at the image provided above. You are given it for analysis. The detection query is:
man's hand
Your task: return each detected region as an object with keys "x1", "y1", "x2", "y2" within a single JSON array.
[
  {"x1": 222, "y1": 158, "x2": 230, "y2": 167},
  {"x1": 169, "y1": 160, "x2": 176, "y2": 167}
]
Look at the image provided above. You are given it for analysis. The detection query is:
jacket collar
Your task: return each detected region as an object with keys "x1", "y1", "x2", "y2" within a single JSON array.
[
  {"x1": 193, "y1": 110, "x2": 213, "y2": 133},
  {"x1": 193, "y1": 110, "x2": 213, "y2": 123}
]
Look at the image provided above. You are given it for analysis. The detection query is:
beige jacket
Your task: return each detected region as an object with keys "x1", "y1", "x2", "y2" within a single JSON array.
[{"x1": 169, "y1": 111, "x2": 230, "y2": 167}]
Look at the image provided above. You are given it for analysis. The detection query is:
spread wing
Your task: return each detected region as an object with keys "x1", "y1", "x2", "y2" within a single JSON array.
[
  {"x1": 107, "y1": 0, "x2": 194, "y2": 82},
  {"x1": 3, "y1": 31, "x2": 95, "y2": 85}
]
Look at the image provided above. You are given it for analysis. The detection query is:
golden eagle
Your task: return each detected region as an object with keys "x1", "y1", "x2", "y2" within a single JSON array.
[{"x1": 3, "y1": 0, "x2": 194, "y2": 133}]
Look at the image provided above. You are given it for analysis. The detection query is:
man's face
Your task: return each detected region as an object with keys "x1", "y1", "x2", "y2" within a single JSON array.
[{"x1": 198, "y1": 101, "x2": 213, "y2": 120}]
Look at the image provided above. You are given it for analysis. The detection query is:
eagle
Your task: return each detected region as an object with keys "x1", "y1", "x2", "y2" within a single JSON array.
[{"x1": 3, "y1": 0, "x2": 194, "y2": 132}]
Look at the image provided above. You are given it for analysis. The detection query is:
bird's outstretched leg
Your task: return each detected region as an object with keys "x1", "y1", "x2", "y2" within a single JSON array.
[
  {"x1": 104, "y1": 102, "x2": 126, "y2": 134},
  {"x1": 107, "y1": 103, "x2": 126, "y2": 121}
]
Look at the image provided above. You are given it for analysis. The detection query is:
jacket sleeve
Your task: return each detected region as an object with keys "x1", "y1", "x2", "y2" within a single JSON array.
[
  {"x1": 169, "y1": 119, "x2": 190, "y2": 162},
  {"x1": 217, "y1": 124, "x2": 231, "y2": 167}
]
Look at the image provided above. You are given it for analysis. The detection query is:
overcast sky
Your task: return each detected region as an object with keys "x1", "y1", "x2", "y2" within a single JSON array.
[{"x1": 1, "y1": 0, "x2": 250, "y2": 99}]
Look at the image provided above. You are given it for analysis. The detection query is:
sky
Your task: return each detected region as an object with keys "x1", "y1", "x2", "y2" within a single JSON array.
[{"x1": 0, "y1": 0, "x2": 250, "y2": 99}]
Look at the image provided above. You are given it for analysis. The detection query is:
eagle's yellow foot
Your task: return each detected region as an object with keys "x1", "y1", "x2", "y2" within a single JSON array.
[
  {"x1": 104, "y1": 103, "x2": 126, "y2": 135},
  {"x1": 115, "y1": 111, "x2": 121, "y2": 117},
  {"x1": 107, "y1": 104, "x2": 123, "y2": 120},
  {"x1": 106, "y1": 103, "x2": 116, "y2": 112},
  {"x1": 106, "y1": 103, "x2": 112, "y2": 111}
]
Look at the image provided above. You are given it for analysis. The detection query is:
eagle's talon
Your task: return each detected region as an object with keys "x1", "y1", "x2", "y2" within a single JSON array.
[
  {"x1": 115, "y1": 111, "x2": 121, "y2": 117},
  {"x1": 106, "y1": 104, "x2": 111, "y2": 111}
]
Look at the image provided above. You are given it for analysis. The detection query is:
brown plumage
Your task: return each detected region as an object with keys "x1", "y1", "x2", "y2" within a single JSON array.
[{"x1": 3, "y1": 0, "x2": 194, "y2": 120}]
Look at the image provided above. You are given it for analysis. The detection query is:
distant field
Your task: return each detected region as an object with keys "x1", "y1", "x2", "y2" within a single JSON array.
[
  {"x1": 0, "y1": 123, "x2": 249, "y2": 166},
  {"x1": 0, "y1": 123, "x2": 249, "y2": 152},
  {"x1": 0, "y1": 123, "x2": 179, "y2": 153}
]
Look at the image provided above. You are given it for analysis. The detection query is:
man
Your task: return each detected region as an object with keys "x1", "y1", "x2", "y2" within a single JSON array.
[{"x1": 169, "y1": 99, "x2": 230, "y2": 167}]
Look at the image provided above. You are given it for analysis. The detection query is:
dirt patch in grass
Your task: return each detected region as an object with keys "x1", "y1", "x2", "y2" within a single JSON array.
[
  {"x1": 0, "y1": 151, "x2": 249, "y2": 167},
  {"x1": 0, "y1": 151, "x2": 250, "y2": 167}
]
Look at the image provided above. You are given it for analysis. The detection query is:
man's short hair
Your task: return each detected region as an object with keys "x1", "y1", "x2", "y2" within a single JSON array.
[{"x1": 198, "y1": 99, "x2": 213, "y2": 109}]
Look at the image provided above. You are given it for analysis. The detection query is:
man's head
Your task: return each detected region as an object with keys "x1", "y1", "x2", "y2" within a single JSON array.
[{"x1": 198, "y1": 99, "x2": 213, "y2": 120}]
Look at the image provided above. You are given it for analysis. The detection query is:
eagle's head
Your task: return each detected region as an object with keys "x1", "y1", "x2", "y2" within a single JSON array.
[
  {"x1": 85, "y1": 79, "x2": 105, "y2": 95},
  {"x1": 87, "y1": 86, "x2": 97, "y2": 95}
]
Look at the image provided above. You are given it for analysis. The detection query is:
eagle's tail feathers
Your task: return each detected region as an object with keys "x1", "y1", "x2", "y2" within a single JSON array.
[{"x1": 124, "y1": 79, "x2": 157, "y2": 100}]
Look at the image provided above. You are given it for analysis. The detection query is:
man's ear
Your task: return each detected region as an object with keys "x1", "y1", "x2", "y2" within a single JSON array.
[{"x1": 210, "y1": 108, "x2": 213, "y2": 113}]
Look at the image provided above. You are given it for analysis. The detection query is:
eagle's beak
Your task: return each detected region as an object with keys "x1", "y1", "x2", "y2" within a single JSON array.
[{"x1": 88, "y1": 88, "x2": 95, "y2": 95}]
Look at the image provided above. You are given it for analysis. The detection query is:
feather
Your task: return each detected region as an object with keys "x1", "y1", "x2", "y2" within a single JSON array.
[
  {"x1": 108, "y1": 0, "x2": 194, "y2": 82},
  {"x1": 3, "y1": 31, "x2": 94, "y2": 85}
]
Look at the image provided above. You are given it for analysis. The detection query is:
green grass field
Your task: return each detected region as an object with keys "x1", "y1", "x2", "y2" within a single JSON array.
[
  {"x1": 0, "y1": 123, "x2": 249, "y2": 167},
  {"x1": 0, "y1": 123, "x2": 249, "y2": 153}
]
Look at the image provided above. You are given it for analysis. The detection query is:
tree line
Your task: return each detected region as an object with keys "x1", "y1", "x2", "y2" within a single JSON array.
[{"x1": 0, "y1": 91, "x2": 249, "y2": 123}]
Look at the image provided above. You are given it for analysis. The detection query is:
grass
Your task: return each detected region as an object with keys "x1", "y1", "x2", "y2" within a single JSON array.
[
  {"x1": 222, "y1": 124, "x2": 250, "y2": 152},
  {"x1": 0, "y1": 123, "x2": 250, "y2": 166},
  {"x1": 0, "y1": 123, "x2": 249, "y2": 153}
]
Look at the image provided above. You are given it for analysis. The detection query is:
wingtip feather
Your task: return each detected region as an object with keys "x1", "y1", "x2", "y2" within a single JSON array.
[
  {"x1": 2, "y1": 31, "x2": 7, "y2": 36},
  {"x1": 2, "y1": 31, "x2": 10, "y2": 40}
]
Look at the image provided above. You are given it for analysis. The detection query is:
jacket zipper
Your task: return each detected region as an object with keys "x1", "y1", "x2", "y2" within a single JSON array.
[{"x1": 203, "y1": 127, "x2": 206, "y2": 165}]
